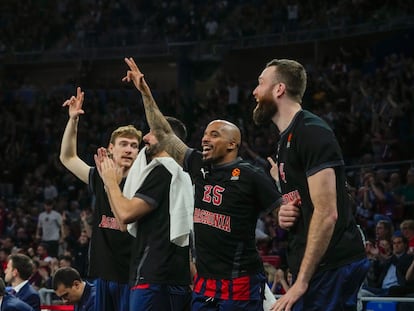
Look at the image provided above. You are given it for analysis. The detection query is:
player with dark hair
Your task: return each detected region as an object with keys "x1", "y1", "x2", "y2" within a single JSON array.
[
  {"x1": 53, "y1": 267, "x2": 95, "y2": 311},
  {"x1": 253, "y1": 58, "x2": 368, "y2": 311},
  {"x1": 96, "y1": 116, "x2": 193, "y2": 311},
  {"x1": 121, "y1": 57, "x2": 299, "y2": 311}
]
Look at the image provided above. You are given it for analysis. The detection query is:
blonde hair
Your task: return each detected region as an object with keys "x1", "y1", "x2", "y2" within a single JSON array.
[{"x1": 109, "y1": 125, "x2": 142, "y2": 145}]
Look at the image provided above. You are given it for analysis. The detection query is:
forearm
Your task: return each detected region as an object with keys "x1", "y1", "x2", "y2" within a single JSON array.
[
  {"x1": 296, "y1": 168, "x2": 338, "y2": 286},
  {"x1": 406, "y1": 261, "x2": 414, "y2": 281},
  {"x1": 141, "y1": 94, "x2": 187, "y2": 165},
  {"x1": 296, "y1": 208, "x2": 336, "y2": 285},
  {"x1": 60, "y1": 117, "x2": 79, "y2": 162},
  {"x1": 142, "y1": 93, "x2": 173, "y2": 138},
  {"x1": 105, "y1": 181, "x2": 136, "y2": 225},
  {"x1": 106, "y1": 192, "x2": 128, "y2": 232}
]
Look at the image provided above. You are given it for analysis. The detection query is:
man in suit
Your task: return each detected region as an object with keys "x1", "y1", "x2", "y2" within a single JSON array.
[
  {"x1": 361, "y1": 235, "x2": 414, "y2": 296},
  {"x1": 4, "y1": 254, "x2": 40, "y2": 311},
  {"x1": 0, "y1": 278, "x2": 34, "y2": 311}
]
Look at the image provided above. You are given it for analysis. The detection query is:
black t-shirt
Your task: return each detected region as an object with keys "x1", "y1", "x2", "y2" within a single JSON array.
[
  {"x1": 88, "y1": 168, "x2": 134, "y2": 283},
  {"x1": 184, "y1": 150, "x2": 282, "y2": 279},
  {"x1": 130, "y1": 165, "x2": 191, "y2": 286},
  {"x1": 276, "y1": 110, "x2": 365, "y2": 275}
]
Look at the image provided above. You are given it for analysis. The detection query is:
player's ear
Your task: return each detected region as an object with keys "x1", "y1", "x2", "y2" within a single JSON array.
[{"x1": 228, "y1": 141, "x2": 238, "y2": 151}]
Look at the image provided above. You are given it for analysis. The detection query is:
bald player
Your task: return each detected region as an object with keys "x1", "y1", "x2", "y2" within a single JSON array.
[{"x1": 122, "y1": 57, "x2": 298, "y2": 311}]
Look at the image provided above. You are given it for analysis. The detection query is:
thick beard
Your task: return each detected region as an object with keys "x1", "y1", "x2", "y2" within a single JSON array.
[{"x1": 253, "y1": 101, "x2": 277, "y2": 125}]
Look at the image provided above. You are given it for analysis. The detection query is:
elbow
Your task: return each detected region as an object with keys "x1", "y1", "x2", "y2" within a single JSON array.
[
  {"x1": 59, "y1": 153, "x2": 72, "y2": 166},
  {"x1": 59, "y1": 154, "x2": 66, "y2": 164},
  {"x1": 118, "y1": 209, "x2": 137, "y2": 225},
  {"x1": 329, "y1": 210, "x2": 338, "y2": 224}
]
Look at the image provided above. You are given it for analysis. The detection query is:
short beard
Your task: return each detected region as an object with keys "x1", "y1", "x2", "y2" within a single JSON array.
[
  {"x1": 253, "y1": 101, "x2": 277, "y2": 125},
  {"x1": 145, "y1": 142, "x2": 162, "y2": 159}
]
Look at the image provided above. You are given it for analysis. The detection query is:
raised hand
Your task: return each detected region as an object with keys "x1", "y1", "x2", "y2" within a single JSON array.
[
  {"x1": 62, "y1": 87, "x2": 85, "y2": 119},
  {"x1": 122, "y1": 57, "x2": 151, "y2": 96},
  {"x1": 94, "y1": 147, "x2": 122, "y2": 187}
]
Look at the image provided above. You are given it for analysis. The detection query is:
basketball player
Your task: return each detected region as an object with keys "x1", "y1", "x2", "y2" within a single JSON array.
[
  {"x1": 60, "y1": 87, "x2": 142, "y2": 311},
  {"x1": 121, "y1": 57, "x2": 299, "y2": 311},
  {"x1": 253, "y1": 59, "x2": 368, "y2": 311}
]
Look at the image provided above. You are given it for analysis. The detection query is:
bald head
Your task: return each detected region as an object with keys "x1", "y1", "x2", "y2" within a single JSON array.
[
  {"x1": 202, "y1": 120, "x2": 242, "y2": 165},
  {"x1": 208, "y1": 120, "x2": 241, "y2": 147}
]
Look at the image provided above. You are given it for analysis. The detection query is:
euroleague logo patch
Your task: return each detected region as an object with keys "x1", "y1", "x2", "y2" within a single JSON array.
[{"x1": 230, "y1": 168, "x2": 240, "y2": 180}]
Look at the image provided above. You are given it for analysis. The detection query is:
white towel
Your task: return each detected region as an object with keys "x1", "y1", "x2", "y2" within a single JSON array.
[
  {"x1": 123, "y1": 147, "x2": 194, "y2": 246},
  {"x1": 263, "y1": 283, "x2": 276, "y2": 310}
]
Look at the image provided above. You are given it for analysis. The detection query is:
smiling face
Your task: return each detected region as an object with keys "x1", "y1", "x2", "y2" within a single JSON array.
[
  {"x1": 201, "y1": 120, "x2": 240, "y2": 165},
  {"x1": 108, "y1": 136, "x2": 139, "y2": 171},
  {"x1": 252, "y1": 66, "x2": 278, "y2": 125}
]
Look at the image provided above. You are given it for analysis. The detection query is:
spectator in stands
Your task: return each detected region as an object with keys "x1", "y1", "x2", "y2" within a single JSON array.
[
  {"x1": 14, "y1": 227, "x2": 32, "y2": 250},
  {"x1": 28, "y1": 260, "x2": 42, "y2": 290},
  {"x1": 4, "y1": 254, "x2": 40, "y2": 311},
  {"x1": 0, "y1": 278, "x2": 34, "y2": 311},
  {"x1": 375, "y1": 220, "x2": 394, "y2": 244},
  {"x1": 402, "y1": 168, "x2": 414, "y2": 219},
  {"x1": 72, "y1": 230, "x2": 89, "y2": 278},
  {"x1": 34, "y1": 243, "x2": 53, "y2": 268},
  {"x1": 364, "y1": 238, "x2": 393, "y2": 287},
  {"x1": 360, "y1": 235, "x2": 413, "y2": 296},
  {"x1": 53, "y1": 267, "x2": 95, "y2": 311},
  {"x1": 58, "y1": 255, "x2": 72, "y2": 269},
  {"x1": 400, "y1": 220, "x2": 414, "y2": 255},
  {"x1": 35, "y1": 199, "x2": 62, "y2": 258},
  {"x1": 43, "y1": 178, "x2": 58, "y2": 201},
  {"x1": 271, "y1": 268, "x2": 292, "y2": 295}
]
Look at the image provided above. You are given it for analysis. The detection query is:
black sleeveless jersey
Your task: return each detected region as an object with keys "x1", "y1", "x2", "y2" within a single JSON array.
[
  {"x1": 88, "y1": 168, "x2": 134, "y2": 283},
  {"x1": 184, "y1": 150, "x2": 282, "y2": 279},
  {"x1": 276, "y1": 110, "x2": 365, "y2": 275}
]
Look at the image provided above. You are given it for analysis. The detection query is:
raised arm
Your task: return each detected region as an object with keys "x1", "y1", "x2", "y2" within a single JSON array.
[
  {"x1": 59, "y1": 87, "x2": 91, "y2": 183},
  {"x1": 123, "y1": 57, "x2": 189, "y2": 166}
]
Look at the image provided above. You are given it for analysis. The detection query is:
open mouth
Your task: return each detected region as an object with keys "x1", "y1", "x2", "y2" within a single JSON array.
[{"x1": 202, "y1": 145, "x2": 212, "y2": 157}]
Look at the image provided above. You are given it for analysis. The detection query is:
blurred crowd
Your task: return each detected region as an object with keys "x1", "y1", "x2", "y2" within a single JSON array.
[
  {"x1": 0, "y1": 0, "x2": 414, "y2": 305},
  {"x1": 1, "y1": 0, "x2": 413, "y2": 53}
]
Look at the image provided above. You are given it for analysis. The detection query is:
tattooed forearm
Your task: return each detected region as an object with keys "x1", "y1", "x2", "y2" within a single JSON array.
[
  {"x1": 142, "y1": 94, "x2": 172, "y2": 134},
  {"x1": 141, "y1": 93, "x2": 187, "y2": 166}
]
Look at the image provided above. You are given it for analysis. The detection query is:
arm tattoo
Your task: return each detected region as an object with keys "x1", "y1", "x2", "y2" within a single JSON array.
[{"x1": 141, "y1": 94, "x2": 188, "y2": 166}]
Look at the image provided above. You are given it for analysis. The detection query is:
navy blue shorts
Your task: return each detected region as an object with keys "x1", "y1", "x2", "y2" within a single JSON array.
[
  {"x1": 292, "y1": 258, "x2": 370, "y2": 311},
  {"x1": 94, "y1": 278, "x2": 130, "y2": 311},
  {"x1": 129, "y1": 283, "x2": 191, "y2": 311}
]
